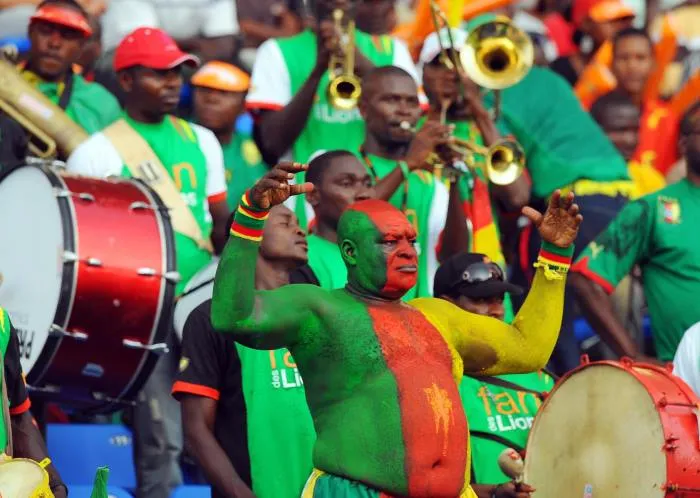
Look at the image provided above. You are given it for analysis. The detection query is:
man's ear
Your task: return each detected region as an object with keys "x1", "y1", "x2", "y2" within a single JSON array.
[
  {"x1": 678, "y1": 135, "x2": 687, "y2": 158},
  {"x1": 117, "y1": 70, "x2": 133, "y2": 93},
  {"x1": 307, "y1": 184, "x2": 321, "y2": 208},
  {"x1": 340, "y1": 239, "x2": 357, "y2": 266}
]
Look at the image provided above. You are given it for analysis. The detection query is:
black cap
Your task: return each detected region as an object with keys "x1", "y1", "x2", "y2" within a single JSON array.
[{"x1": 433, "y1": 252, "x2": 524, "y2": 299}]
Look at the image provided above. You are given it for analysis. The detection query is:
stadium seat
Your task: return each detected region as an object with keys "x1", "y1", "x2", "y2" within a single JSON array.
[
  {"x1": 46, "y1": 424, "x2": 136, "y2": 488},
  {"x1": 68, "y1": 485, "x2": 133, "y2": 498},
  {"x1": 171, "y1": 485, "x2": 212, "y2": 497}
]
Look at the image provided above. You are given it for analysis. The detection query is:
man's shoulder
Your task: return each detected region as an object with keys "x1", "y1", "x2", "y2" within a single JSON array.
[
  {"x1": 273, "y1": 29, "x2": 314, "y2": 50},
  {"x1": 73, "y1": 74, "x2": 120, "y2": 106}
]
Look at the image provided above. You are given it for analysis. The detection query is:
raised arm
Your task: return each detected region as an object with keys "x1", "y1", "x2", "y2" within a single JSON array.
[
  {"x1": 211, "y1": 162, "x2": 316, "y2": 348},
  {"x1": 411, "y1": 191, "x2": 581, "y2": 375}
]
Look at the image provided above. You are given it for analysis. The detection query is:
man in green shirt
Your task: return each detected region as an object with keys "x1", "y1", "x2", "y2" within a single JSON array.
[
  {"x1": 570, "y1": 102, "x2": 700, "y2": 363},
  {"x1": 0, "y1": 307, "x2": 68, "y2": 497},
  {"x1": 358, "y1": 65, "x2": 470, "y2": 297},
  {"x1": 433, "y1": 253, "x2": 551, "y2": 498},
  {"x1": 173, "y1": 206, "x2": 314, "y2": 498},
  {"x1": 21, "y1": 0, "x2": 121, "y2": 137},
  {"x1": 66, "y1": 27, "x2": 231, "y2": 498},
  {"x1": 291, "y1": 150, "x2": 373, "y2": 289},
  {"x1": 191, "y1": 60, "x2": 269, "y2": 210},
  {"x1": 244, "y1": 0, "x2": 423, "y2": 228}
]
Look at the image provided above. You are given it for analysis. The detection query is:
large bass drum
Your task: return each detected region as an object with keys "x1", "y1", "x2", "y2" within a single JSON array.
[
  {"x1": 0, "y1": 163, "x2": 177, "y2": 413},
  {"x1": 524, "y1": 358, "x2": 700, "y2": 497}
]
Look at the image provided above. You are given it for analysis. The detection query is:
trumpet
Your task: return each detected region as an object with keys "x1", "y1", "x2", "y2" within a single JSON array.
[
  {"x1": 399, "y1": 121, "x2": 524, "y2": 185},
  {"x1": 327, "y1": 8, "x2": 362, "y2": 111}
]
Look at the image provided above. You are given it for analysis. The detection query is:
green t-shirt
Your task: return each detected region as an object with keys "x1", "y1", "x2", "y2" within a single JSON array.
[
  {"x1": 119, "y1": 114, "x2": 213, "y2": 294},
  {"x1": 359, "y1": 153, "x2": 447, "y2": 298},
  {"x1": 460, "y1": 371, "x2": 554, "y2": 484},
  {"x1": 573, "y1": 179, "x2": 700, "y2": 360},
  {"x1": 272, "y1": 30, "x2": 398, "y2": 229},
  {"x1": 221, "y1": 132, "x2": 269, "y2": 211},
  {"x1": 483, "y1": 67, "x2": 629, "y2": 198},
  {"x1": 235, "y1": 345, "x2": 316, "y2": 498},
  {"x1": 307, "y1": 234, "x2": 347, "y2": 290},
  {"x1": 36, "y1": 73, "x2": 121, "y2": 134}
]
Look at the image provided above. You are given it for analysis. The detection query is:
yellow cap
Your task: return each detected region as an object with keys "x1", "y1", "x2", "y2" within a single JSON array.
[{"x1": 191, "y1": 61, "x2": 250, "y2": 92}]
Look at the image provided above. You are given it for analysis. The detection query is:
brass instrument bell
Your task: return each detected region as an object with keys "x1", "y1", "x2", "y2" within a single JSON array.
[
  {"x1": 459, "y1": 16, "x2": 534, "y2": 91},
  {"x1": 327, "y1": 8, "x2": 362, "y2": 111}
]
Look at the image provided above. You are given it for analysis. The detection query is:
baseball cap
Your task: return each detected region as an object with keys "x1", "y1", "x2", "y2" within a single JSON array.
[
  {"x1": 419, "y1": 27, "x2": 468, "y2": 66},
  {"x1": 433, "y1": 252, "x2": 523, "y2": 299},
  {"x1": 572, "y1": 0, "x2": 635, "y2": 26},
  {"x1": 191, "y1": 61, "x2": 250, "y2": 92},
  {"x1": 113, "y1": 27, "x2": 200, "y2": 72},
  {"x1": 30, "y1": 4, "x2": 92, "y2": 38}
]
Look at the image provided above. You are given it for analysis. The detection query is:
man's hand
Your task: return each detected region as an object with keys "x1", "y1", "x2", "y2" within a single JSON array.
[
  {"x1": 250, "y1": 162, "x2": 313, "y2": 209},
  {"x1": 522, "y1": 190, "x2": 582, "y2": 248},
  {"x1": 315, "y1": 20, "x2": 340, "y2": 74},
  {"x1": 493, "y1": 482, "x2": 535, "y2": 498},
  {"x1": 404, "y1": 120, "x2": 454, "y2": 171}
]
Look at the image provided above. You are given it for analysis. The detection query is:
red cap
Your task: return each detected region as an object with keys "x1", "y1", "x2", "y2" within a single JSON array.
[
  {"x1": 113, "y1": 27, "x2": 200, "y2": 72},
  {"x1": 30, "y1": 5, "x2": 92, "y2": 38}
]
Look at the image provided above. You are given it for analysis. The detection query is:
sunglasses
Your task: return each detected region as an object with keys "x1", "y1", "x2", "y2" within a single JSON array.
[{"x1": 457, "y1": 262, "x2": 504, "y2": 285}]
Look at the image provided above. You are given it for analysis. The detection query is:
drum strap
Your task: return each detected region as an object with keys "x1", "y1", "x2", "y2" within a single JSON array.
[{"x1": 102, "y1": 119, "x2": 214, "y2": 253}]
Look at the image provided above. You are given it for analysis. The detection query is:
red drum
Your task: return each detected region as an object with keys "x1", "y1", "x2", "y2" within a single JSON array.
[
  {"x1": 524, "y1": 357, "x2": 700, "y2": 497},
  {"x1": 0, "y1": 163, "x2": 177, "y2": 413}
]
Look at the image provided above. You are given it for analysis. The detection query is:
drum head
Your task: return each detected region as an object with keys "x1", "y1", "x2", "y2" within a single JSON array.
[
  {"x1": 0, "y1": 166, "x2": 65, "y2": 375},
  {"x1": 524, "y1": 364, "x2": 667, "y2": 497}
]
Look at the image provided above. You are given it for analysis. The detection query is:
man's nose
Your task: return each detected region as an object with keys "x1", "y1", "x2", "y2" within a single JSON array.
[
  {"x1": 47, "y1": 29, "x2": 63, "y2": 48},
  {"x1": 354, "y1": 187, "x2": 372, "y2": 202}
]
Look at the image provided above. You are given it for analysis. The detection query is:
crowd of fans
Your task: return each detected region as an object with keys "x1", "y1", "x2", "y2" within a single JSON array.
[{"x1": 0, "y1": 0, "x2": 699, "y2": 495}]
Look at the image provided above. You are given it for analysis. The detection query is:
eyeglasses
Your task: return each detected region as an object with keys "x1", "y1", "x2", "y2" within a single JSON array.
[{"x1": 458, "y1": 262, "x2": 504, "y2": 285}]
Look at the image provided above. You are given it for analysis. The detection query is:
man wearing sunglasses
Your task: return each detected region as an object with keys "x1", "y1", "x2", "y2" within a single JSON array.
[{"x1": 434, "y1": 253, "x2": 555, "y2": 498}]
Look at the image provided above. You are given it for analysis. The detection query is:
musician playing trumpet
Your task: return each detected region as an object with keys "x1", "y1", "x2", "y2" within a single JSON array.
[
  {"x1": 358, "y1": 65, "x2": 472, "y2": 298},
  {"x1": 418, "y1": 27, "x2": 531, "y2": 321}
]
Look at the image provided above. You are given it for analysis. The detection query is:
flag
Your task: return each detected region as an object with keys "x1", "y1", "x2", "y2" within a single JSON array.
[{"x1": 90, "y1": 467, "x2": 110, "y2": 498}]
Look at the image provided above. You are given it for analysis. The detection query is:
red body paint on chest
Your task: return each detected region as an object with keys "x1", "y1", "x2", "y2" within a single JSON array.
[{"x1": 368, "y1": 304, "x2": 467, "y2": 497}]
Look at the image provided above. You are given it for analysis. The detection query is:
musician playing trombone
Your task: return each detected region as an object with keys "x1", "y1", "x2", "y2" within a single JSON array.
[{"x1": 417, "y1": 27, "x2": 531, "y2": 321}]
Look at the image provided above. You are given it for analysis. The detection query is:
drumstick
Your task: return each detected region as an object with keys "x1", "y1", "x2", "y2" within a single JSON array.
[{"x1": 498, "y1": 448, "x2": 524, "y2": 484}]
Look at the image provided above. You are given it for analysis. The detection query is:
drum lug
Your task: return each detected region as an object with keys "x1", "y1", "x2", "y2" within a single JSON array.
[
  {"x1": 122, "y1": 339, "x2": 169, "y2": 355},
  {"x1": 53, "y1": 188, "x2": 71, "y2": 198},
  {"x1": 77, "y1": 192, "x2": 95, "y2": 202},
  {"x1": 164, "y1": 271, "x2": 181, "y2": 283},
  {"x1": 663, "y1": 435, "x2": 679, "y2": 452},
  {"x1": 63, "y1": 251, "x2": 78, "y2": 262},
  {"x1": 130, "y1": 201, "x2": 152, "y2": 211},
  {"x1": 50, "y1": 324, "x2": 88, "y2": 341},
  {"x1": 137, "y1": 267, "x2": 157, "y2": 276},
  {"x1": 86, "y1": 257, "x2": 103, "y2": 267}
]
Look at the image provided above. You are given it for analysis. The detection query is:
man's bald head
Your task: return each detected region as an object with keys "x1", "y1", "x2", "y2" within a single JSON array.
[
  {"x1": 360, "y1": 65, "x2": 416, "y2": 104},
  {"x1": 338, "y1": 200, "x2": 418, "y2": 299}
]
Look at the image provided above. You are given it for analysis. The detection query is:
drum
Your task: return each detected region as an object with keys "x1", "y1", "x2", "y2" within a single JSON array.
[
  {"x1": 0, "y1": 164, "x2": 177, "y2": 413},
  {"x1": 524, "y1": 357, "x2": 700, "y2": 497},
  {"x1": 0, "y1": 457, "x2": 53, "y2": 497}
]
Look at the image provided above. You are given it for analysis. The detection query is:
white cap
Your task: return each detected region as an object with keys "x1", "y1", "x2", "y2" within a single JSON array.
[{"x1": 418, "y1": 27, "x2": 468, "y2": 67}]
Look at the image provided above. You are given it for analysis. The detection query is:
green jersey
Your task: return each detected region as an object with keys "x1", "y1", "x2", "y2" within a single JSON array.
[
  {"x1": 235, "y1": 345, "x2": 316, "y2": 498},
  {"x1": 459, "y1": 371, "x2": 554, "y2": 484},
  {"x1": 66, "y1": 114, "x2": 228, "y2": 295},
  {"x1": 359, "y1": 153, "x2": 448, "y2": 298},
  {"x1": 33, "y1": 72, "x2": 121, "y2": 134},
  {"x1": 221, "y1": 132, "x2": 269, "y2": 211},
  {"x1": 0, "y1": 308, "x2": 11, "y2": 452},
  {"x1": 572, "y1": 179, "x2": 700, "y2": 360},
  {"x1": 245, "y1": 30, "x2": 421, "y2": 228}
]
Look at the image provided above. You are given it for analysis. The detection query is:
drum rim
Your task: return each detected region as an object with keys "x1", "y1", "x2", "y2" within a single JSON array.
[
  {"x1": 18, "y1": 164, "x2": 79, "y2": 386},
  {"x1": 104, "y1": 178, "x2": 177, "y2": 410}
]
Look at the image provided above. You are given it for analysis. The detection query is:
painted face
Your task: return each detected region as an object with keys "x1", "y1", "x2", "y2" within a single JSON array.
[{"x1": 340, "y1": 200, "x2": 418, "y2": 299}]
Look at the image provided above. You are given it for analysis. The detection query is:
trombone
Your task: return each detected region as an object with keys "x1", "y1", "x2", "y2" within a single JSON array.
[
  {"x1": 327, "y1": 8, "x2": 362, "y2": 111},
  {"x1": 399, "y1": 121, "x2": 524, "y2": 185},
  {"x1": 427, "y1": 1, "x2": 534, "y2": 119}
]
